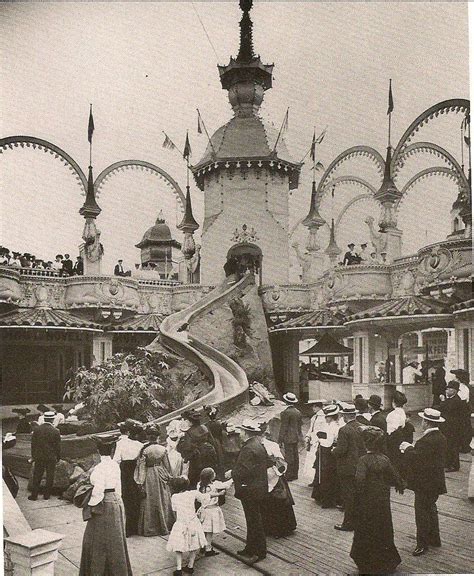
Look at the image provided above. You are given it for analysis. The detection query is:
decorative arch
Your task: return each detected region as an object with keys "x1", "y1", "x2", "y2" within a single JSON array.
[
  {"x1": 94, "y1": 160, "x2": 186, "y2": 210},
  {"x1": 0, "y1": 135, "x2": 88, "y2": 190},
  {"x1": 335, "y1": 193, "x2": 374, "y2": 230},
  {"x1": 394, "y1": 141, "x2": 469, "y2": 190},
  {"x1": 398, "y1": 167, "x2": 461, "y2": 207},
  {"x1": 391, "y1": 99, "x2": 470, "y2": 169},
  {"x1": 316, "y1": 146, "x2": 385, "y2": 206}
]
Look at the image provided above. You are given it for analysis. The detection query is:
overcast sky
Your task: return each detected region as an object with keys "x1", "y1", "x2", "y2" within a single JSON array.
[{"x1": 1, "y1": 1, "x2": 469, "y2": 277}]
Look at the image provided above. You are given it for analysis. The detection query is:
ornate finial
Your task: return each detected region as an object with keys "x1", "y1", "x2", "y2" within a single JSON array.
[
  {"x1": 79, "y1": 166, "x2": 101, "y2": 219},
  {"x1": 325, "y1": 218, "x2": 342, "y2": 262},
  {"x1": 302, "y1": 181, "x2": 326, "y2": 229},
  {"x1": 177, "y1": 186, "x2": 199, "y2": 234},
  {"x1": 374, "y1": 146, "x2": 402, "y2": 231},
  {"x1": 237, "y1": 0, "x2": 255, "y2": 63},
  {"x1": 156, "y1": 209, "x2": 165, "y2": 224}
]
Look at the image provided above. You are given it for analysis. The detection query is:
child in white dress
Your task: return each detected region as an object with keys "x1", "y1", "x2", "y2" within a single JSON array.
[
  {"x1": 167, "y1": 477, "x2": 209, "y2": 576},
  {"x1": 197, "y1": 467, "x2": 233, "y2": 556}
]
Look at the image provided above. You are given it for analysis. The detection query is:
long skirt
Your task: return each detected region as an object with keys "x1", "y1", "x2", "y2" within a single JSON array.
[
  {"x1": 120, "y1": 460, "x2": 140, "y2": 537},
  {"x1": 138, "y1": 466, "x2": 174, "y2": 536},
  {"x1": 303, "y1": 444, "x2": 318, "y2": 481},
  {"x1": 312, "y1": 446, "x2": 338, "y2": 507},
  {"x1": 79, "y1": 492, "x2": 132, "y2": 576},
  {"x1": 350, "y1": 483, "x2": 401, "y2": 574},
  {"x1": 260, "y1": 477, "x2": 297, "y2": 537}
]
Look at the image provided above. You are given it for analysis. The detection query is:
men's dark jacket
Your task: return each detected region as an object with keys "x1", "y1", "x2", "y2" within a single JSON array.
[
  {"x1": 439, "y1": 395, "x2": 465, "y2": 442},
  {"x1": 332, "y1": 419, "x2": 366, "y2": 476},
  {"x1": 73, "y1": 261, "x2": 84, "y2": 276},
  {"x1": 31, "y1": 423, "x2": 61, "y2": 462},
  {"x1": 370, "y1": 411, "x2": 387, "y2": 433},
  {"x1": 62, "y1": 259, "x2": 73, "y2": 275},
  {"x1": 232, "y1": 436, "x2": 269, "y2": 501},
  {"x1": 278, "y1": 406, "x2": 303, "y2": 444},
  {"x1": 404, "y1": 429, "x2": 447, "y2": 496}
]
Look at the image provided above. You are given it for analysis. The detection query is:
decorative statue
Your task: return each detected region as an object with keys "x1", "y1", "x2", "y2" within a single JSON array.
[
  {"x1": 292, "y1": 242, "x2": 312, "y2": 283},
  {"x1": 82, "y1": 218, "x2": 104, "y2": 263},
  {"x1": 364, "y1": 216, "x2": 387, "y2": 261},
  {"x1": 186, "y1": 244, "x2": 201, "y2": 275}
]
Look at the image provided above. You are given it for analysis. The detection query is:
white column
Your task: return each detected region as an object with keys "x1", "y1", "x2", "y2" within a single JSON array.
[{"x1": 92, "y1": 333, "x2": 113, "y2": 366}]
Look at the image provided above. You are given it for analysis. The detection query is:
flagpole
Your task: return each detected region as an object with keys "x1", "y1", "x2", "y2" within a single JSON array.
[
  {"x1": 197, "y1": 109, "x2": 216, "y2": 157},
  {"x1": 272, "y1": 107, "x2": 289, "y2": 154},
  {"x1": 89, "y1": 104, "x2": 93, "y2": 166},
  {"x1": 312, "y1": 125, "x2": 316, "y2": 184},
  {"x1": 388, "y1": 79, "x2": 392, "y2": 148}
]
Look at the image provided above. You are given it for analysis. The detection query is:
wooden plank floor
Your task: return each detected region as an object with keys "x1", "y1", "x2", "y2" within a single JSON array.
[{"x1": 217, "y1": 442, "x2": 474, "y2": 574}]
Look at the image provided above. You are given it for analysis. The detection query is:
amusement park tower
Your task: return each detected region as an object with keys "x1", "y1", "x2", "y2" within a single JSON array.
[{"x1": 191, "y1": 0, "x2": 301, "y2": 286}]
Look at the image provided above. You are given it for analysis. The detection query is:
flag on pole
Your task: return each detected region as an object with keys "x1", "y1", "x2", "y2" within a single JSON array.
[
  {"x1": 88, "y1": 105, "x2": 94, "y2": 143},
  {"x1": 387, "y1": 79, "x2": 394, "y2": 115},
  {"x1": 315, "y1": 127, "x2": 327, "y2": 144},
  {"x1": 162, "y1": 133, "x2": 176, "y2": 150},
  {"x1": 310, "y1": 130, "x2": 316, "y2": 161},
  {"x1": 197, "y1": 112, "x2": 203, "y2": 135},
  {"x1": 183, "y1": 131, "x2": 192, "y2": 161}
]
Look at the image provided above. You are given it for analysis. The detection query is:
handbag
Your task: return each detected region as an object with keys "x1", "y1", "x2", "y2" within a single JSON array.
[{"x1": 73, "y1": 483, "x2": 93, "y2": 508}]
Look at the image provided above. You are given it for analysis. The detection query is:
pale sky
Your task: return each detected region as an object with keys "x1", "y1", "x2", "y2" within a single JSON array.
[{"x1": 1, "y1": 2, "x2": 469, "y2": 278}]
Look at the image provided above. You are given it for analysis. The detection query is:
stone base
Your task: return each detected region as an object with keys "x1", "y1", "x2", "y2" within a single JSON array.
[{"x1": 5, "y1": 528, "x2": 63, "y2": 576}]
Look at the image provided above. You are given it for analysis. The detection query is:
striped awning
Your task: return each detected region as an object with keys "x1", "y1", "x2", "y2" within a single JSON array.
[
  {"x1": 107, "y1": 313, "x2": 164, "y2": 333},
  {"x1": 347, "y1": 295, "x2": 452, "y2": 322},
  {"x1": 0, "y1": 308, "x2": 102, "y2": 331},
  {"x1": 270, "y1": 309, "x2": 348, "y2": 332}
]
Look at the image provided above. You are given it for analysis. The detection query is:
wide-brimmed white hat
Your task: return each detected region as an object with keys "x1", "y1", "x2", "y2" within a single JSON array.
[
  {"x1": 340, "y1": 403, "x2": 357, "y2": 415},
  {"x1": 418, "y1": 408, "x2": 445, "y2": 423},
  {"x1": 283, "y1": 392, "x2": 298, "y2": 404},
  {"x1": 238, "y1": 419, "x2": 262, "y2": 433},
  {"x1": 307, "y1": 399, "x2": 328, "y2": 405},
  {"x1": 323, "y1": 404, "x2": 340, "y2": 417}
]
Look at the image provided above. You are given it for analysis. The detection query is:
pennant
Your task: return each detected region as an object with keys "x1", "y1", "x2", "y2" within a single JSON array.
[
  {"x1": 387, "y1": 79, "x2": 394, "y2": 115},
  {"x1": 183, "y1": 131, "x2": 192, "y2": 161},
  {"x1": 162, "y1": 133, "x2": 176, "y2": 150},
  {"x1": 315, "y1": 127, "x2": 327, "y2": 145},
  {"x1": 310, "y1": 130, "x2": 316, "y2": 161},
  {"x1": 88, "y1": 105, "x2": 94, "y2": 143},
  {"x1": 197, "y1": 112, "x2": 203, "y2": 135}
]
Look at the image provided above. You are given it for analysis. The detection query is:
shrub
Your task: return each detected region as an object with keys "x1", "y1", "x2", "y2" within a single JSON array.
[
  {"x1": 64, "y1": 347, "x2": 186, "y2": 429},
  {"x1": 229, "y1": 298, "x2": 252, "y2": 347}
]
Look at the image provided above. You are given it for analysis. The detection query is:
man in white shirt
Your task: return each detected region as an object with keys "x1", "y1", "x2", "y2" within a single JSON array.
[{"x1": 403, "y1": 361, "x2": 422, "y2": 384}]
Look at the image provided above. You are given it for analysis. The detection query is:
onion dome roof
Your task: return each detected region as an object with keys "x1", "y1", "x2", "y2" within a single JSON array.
[
  {"x1": 193, "y1": 115, "x2": 297, "y2": 170},
  {"x1": 136, "y1": 212, "x2": 180, "y2": 249}
]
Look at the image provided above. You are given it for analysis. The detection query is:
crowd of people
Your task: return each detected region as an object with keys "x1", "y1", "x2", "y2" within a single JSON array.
[
  {"x1": 0, "y1": 246, "x2": 83, "y2": 275},
  {"x1": 15, "y1": 366, "x2": 473, "y2": 574},
  {"x1": 303, "y1": 367, "x2": 472, "y2": 572},
  {"x1": 341, "y1": 242, "x2": 385, "y2": 266}
]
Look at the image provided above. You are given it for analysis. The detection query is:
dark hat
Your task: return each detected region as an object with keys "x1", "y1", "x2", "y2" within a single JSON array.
[
  {"x1": 361, "y1": 243, "x2": 367, "y2": 248},
  {"x1": 348, "y1": 243, "x2": 355, "y2": 248},
  {"x1": 56, "y1": 254, "x2": 63, "y2": 259},
  {"x1": 446, "y1": 380, "x2": 460, "y2": 391},
  {"x1": 362, "y1": 426, "x2": 385, "y2": 450},
  {"x1": 12, "y1": 407, "x2": 31, "y2": 416},
  {"x1": 36, "y1": 404, "x2": 50, "y2": 413},
  {"x1": 12, "y1": 252, "x2": 20, "y2": 257},
  {"x1": 64, "y1": 254, "x2": 70, "y2": 258},
  {"x1": 367, "y1": 394, "x2": 382, "y2": 409},
  {"x1": 450, "y1": 369, "x2": 470, "y2": 383},
  {"x1": 182, "y1": 409, "x2": 202, "y2": 422}
]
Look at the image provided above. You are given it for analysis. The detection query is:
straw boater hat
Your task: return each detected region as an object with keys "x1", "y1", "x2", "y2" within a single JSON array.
[
  {"x1": 283, "y1": 392, "x2": 298, "y2": 404},
  {"x1": 238, "y1": 419, "x2": 262, "y2": 433},
  {"x1": 307, "y1": 399, "x2": 328, "y2": 406},
  {"x1": 418, "y1": 408, "x2": 445, "y2": 423},
  {"x1": 340, "y1": 403, "x2": 357, "y2": 415},
  {"x1": 43, "y1": 411, "x2": 56, "y2": 421},
  {"x1": 323, "y1": 404, "x2": 340, "y2": 417}
]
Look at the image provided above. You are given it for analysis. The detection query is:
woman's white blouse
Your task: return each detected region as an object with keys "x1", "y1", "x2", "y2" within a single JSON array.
[
  {"x1": 320, "y1": 420, "x2": 339, "y2": 448},
  {"x1": 89, "y1": 456, "x2": 122, "y2": 506},
  {"x1": 386, "y1": 407, "x2": 406, "y2": 435}
]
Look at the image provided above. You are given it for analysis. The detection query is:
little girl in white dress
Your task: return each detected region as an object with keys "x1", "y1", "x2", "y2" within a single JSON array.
[
  {"x1": 167, "y1": 477, "x2": 209, "y2": 576},
  {"x1": 197, "y1": 467, "x2": 233, "y2": 556}
]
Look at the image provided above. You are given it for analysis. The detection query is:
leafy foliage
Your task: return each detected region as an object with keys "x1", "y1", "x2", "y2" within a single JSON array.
[
  {"x1": 64, "y1": 347, "x2": 187, "y2": 429},
  {"x1": 229, "y1": 297, "x2": 253, "y2": 347}
]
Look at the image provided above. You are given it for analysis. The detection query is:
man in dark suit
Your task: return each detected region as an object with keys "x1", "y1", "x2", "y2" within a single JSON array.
[
  {"x1": 73, "y1": 255, "x2": 84, "y2": 276},
  {"x1": 233, "y1": 420, "x2": 269, "y2": 564},
  {"x1": 332, "y1": 404, "x2": 366, "y2": 531},
  {"x1": 439, "y1": 381, "x2": 464, "y2": 472},
  {"x1": 367, "y1": 394, "x2": 387, "y2": 432},
  {"x1": 61, "y1": 254, "x2": 73, "y2": 276},
  {"x1": 28, "y1": 411, "x2": 61, "y2": 500},
  {"x1": 401, "y1": 408, "x2": 447, "y2": 556},
  {"x1": 114, "y1": 259, "x2": 126, "y2": 276},
  {"x1": 278, "y1": 392, "x2": 303, "y2": 480}
]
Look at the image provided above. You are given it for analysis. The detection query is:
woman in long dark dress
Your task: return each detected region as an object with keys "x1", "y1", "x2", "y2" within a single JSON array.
[
  {"x1": 260, "y1": 427, "x2": 297, "y2": 537},
  {"x1": 205, "y1": 406, "x2": 225, "y2": 479},
  {"x1": 350, "y1": 427, "x2": 404, "y2": 574},
  {"x1": 79, "y1": 438, "x2": 132, "y2": 576},
  {"x1": 311, "y1": 405, "x2": 340, "y2": 508}
]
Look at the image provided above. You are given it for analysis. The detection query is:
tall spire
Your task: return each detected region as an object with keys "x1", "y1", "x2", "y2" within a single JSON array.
[
  {"x1": 177, "y1": 186, "x2": 199, "y2": 234},
  {"x1": 236, "y1": 0, "x2": 255, "y2": 63},
  {"x1": 324, "y1": 218, "x2": 342, "y2": 264},
  {"x1": 374, "y1": 146, "x2": 402, "y2": 231},
  {"x1": 79, "y1": 166, "x2": 101, "y2": 219},
  {"x1": 218, "y1": 0, "x2": 273, "y2": 116},
  {"x1": 302, "y1": 181, "x2": 326, "y2": 229}
]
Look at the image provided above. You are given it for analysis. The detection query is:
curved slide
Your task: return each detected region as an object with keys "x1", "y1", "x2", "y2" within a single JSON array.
[{"x1": 150, "y1": 274, "x2": 254, "y2": 425}]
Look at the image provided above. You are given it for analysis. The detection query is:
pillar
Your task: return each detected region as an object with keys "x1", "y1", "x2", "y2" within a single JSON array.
[
  {"x1": 281, "y1": 333, "x2": 300, "y2": 395},
  {"x1": 4, "y1": 529, "x2": 63, "y2": 576},
  {"x1": 454, "y1": 314, "x2": 474, "y2": 381},
  {"x1": 353, "y1": 331, "x2": 376, "y2": 384},
  {"x1": 383, "y1": 228, "x2": 403, "y2": 262},
  {"x1": 92, "y1": 333, "x2": 113, "y2": 365}
]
